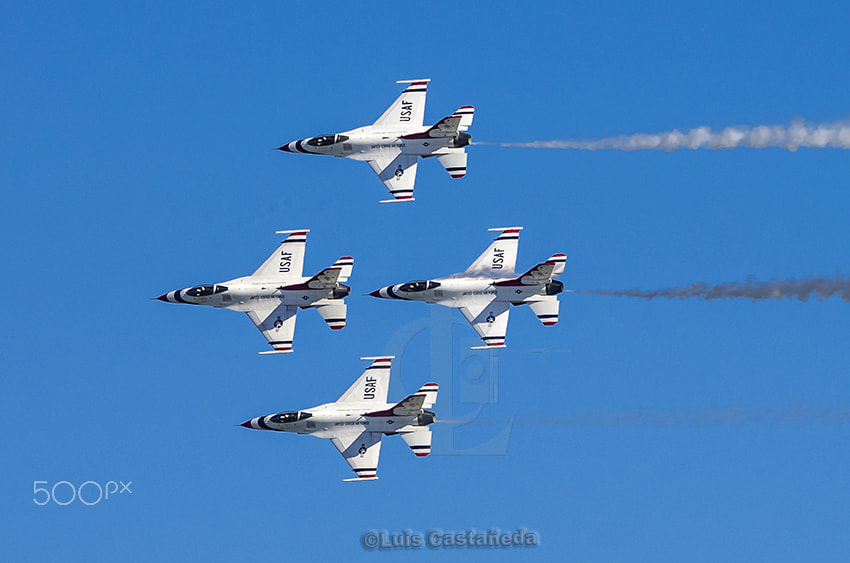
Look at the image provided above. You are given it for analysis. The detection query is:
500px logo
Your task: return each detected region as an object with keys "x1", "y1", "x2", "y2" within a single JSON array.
[{"x1": 33, "y1": 480, "x2": 132, "y2": 506}]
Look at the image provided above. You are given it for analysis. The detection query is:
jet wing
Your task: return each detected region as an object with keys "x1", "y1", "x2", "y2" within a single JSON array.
[
  {"x1": 367, "y1": 153, "x2": 418, "y2": 203},
  {"x1": 465, "y1": 227, "x2": 522, "y2": 275},
  {"x1": 245, "y1": 302, "x2": 297, "y2": 354},
  {"x1": 458, "y1": 299, "x2": 510, "y2": 349},
  {"x1": 336, "y1": 356, "x2": 393, "y2": 405},
  {"x1": 331, "y1": 430, "x2": 383, "y2": 481},
  {"x1": 373, "y1": 79, "x2": 429, "y2": 128},
  {"x1": 251, "y1": 230, "x2": 309, "y2": 280}
]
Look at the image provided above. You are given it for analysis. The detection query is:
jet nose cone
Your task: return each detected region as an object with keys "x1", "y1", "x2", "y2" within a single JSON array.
[
  {"x1": 277, "y1": 143, "x2": 292, "y2": 152},
  {"x1": 155, "y1": 293, "x2": 169, "y2": 302},
  {"x1": 240, "y1": 420, "x2": 253, "y2": 428},
  {"x1": 368, "y1": 288, "x2": 384, "y2": 298}
]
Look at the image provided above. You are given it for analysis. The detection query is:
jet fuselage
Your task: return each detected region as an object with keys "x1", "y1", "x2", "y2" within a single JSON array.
[
  {"x1": 371, "y1": 275, "x2": 563, "y2": 307},
  {"x1": 157, "y1": 277, "x2": 350, "y2": 312},
  {"x1": 279, "y1": 126, "x2": 471, "y2": 162},
  {"x1": 242, "y1": 402, "x2": 436, "y2": 439}
]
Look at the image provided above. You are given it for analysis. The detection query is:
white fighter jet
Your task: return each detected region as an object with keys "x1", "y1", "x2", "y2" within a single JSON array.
[
  {"x1": 277, "y1": 79, "x2": 474, "y2": 203},
  {"x1": 369, "y1": 227, "x2": 566, "y2": 349},
  {"x1": 156, "y1": 229, "x2": 353, "y2": 354},
  {"x1": 241, "y1": 356, "x2": 438, "y2": 481}
]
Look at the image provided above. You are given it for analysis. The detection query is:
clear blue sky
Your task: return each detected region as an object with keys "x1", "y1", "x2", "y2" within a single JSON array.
[{"x1": 3, "y1": 1, "x2": 849, "y2": 561}]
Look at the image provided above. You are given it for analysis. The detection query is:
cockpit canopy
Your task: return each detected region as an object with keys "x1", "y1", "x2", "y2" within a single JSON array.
[
  {"x1": 185, "y1": 284, "x2": 228, "y2": 297},
  {"x1": 398, "y1": 280, "x2": 441, "y2": 293},
  {"x1": 306, "y1": 134, "x2": 349, "y2": 147},
  {"x1": 269, "y1": 411, "x2": 312, "y2": 424}
]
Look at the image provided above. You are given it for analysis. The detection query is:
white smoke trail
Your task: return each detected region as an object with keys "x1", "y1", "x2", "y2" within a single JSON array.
[
  {"x1": 577, "y1": 275, "x2": 850, "y2": 302},
  {"x1": 476, "y1": 119, "x2": 850, "y2": 151},
  {"x1": 441, "y1": 405, "x2": 850, "y2": 427}
]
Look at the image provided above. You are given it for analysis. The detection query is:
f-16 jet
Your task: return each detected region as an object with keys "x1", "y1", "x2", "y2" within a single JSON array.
[
  {"x1": 156, "y1": 230, "x2": 353, "y2": 354},
  {"x1": 369, "y1": 227, "x2": 566, "y2": 349},
  {"x1": 241, "y1": 356, "x2": 438, "y2": 481},
  {"x1": 277, "y1": 79, "x2": 474, "y2": 203}
]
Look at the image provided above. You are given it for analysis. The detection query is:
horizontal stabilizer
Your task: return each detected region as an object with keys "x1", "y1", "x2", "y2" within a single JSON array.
[
  {"x1": 401, "y1": 428, "x2": 432, "y2": 457},
  {"x1": 528, "y1": 296, "x2": 560, "y2": 326},
  {"x1": 454, "y1": 105, "x2": 474, "y2": 131},
  {"x1": 331, "y1": 256, "x2": 354, "y2": 282},
  {"x1": 547, "y1": 254, "x2": 567, "y2": 277},
  {"x1": 315, "y1": 301, "x2": 347, "y2": 330},
  {"x1": 416, "y1": 382, "x2": 439, "y2": 409},
  {"x1": 436, "y1": 149, "x2": 468, "y2": 179}
]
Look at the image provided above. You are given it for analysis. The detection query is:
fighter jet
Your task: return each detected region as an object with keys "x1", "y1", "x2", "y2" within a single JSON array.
[
  {"x1": 277, "y1": 79, "x2": 474, "y2": 203},
  {"x1": 156, "y1": 229, "x2": 353, "y2": 354},
  {"x1": 241, "y1": 356, "x2": 438, "y2": 481},
  {"x1": 369, "y1": 227, "x2": 566, "y2": 349}
]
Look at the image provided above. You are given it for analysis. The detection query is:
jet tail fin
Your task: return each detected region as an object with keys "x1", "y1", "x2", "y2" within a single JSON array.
[
  {"x1": 494, "y1": 254, "x2": 567, "y2": 287},
  {"x1": 296, "y1": 256, "x2": 353, "y2": 289},
  {"x1": 365, "y1": 383, "x2": 439, "y2": 417},
  {"x1": 423, "y1": 114, "x2": 462, "y2": 138}
]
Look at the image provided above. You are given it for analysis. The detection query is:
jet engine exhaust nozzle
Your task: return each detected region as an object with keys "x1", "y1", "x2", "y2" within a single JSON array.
[
  {"x1": 418, "y1": 411, "x2": 437, "y2": 426},
  {"x1": 451, "y1": 132, "x2": 472, "y2": 148},
  {"x1": 545, "y1": 280, "x2": 564, "y2": 296},
  {"x1": 333, "y1": 285, "x2": 351, "y2": 299}
]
